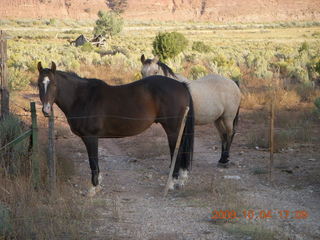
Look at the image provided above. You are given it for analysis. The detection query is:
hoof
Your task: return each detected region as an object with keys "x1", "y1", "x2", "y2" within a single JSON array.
[
  {"x1": 91, "y1": 171, "x2": 100, "y2": 186},
  {"x1": 168, "y1": 178, "x2": 179, "y2": 190},
  {"x1": 177, "y1": 169, "x2": 189, "y2": 187},
  {"x1": 87, "y1": 185, "x2": 102, "y2": 197},
  {"x1": 217, "y1": 161, "x2": 230, "y2": 168}
]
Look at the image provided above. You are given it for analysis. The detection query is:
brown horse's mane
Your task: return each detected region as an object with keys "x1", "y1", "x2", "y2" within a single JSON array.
[
  {"x1": 56, "y1": 70, "x2": 104, "y2": 85},
  {"x1": 55, "y1": 70, "x2": 143, "y2": 88}
]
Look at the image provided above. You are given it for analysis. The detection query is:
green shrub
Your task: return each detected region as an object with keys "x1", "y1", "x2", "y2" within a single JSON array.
[
  {"x1": 0, "y1": 114, "x2": 29, "y2": 176},
  {"x1": 244, "y1": 51, "x2": 273, "y2": 79},
  {"x1": 81, "y1": 42, "x2": 94, "y2": 52},
  {"x1": 298, "y1": 41, "x2": 309, "y2": 53},
  {"x1": 288, "y1": 65, "x2": 309, "y2": 83},
  {"x1": 93, "y1": 10, "x2": 123, "y2": 38},
  {"x1": 46, "y1": 18, "x2": 57, "y2": 26},
  {"x1": 8, "y1": 68, "x2": 30, "y2": 91},
  {"x1": 315, "y1": 59, "x2": 320, "y2": 75},
  {"x1": 152, "y1": 32, "x2": 188, "y2": 61},
  {"x1": 189, "y1": 65, "x2": 207, "y2": 80},
  {"x1": 192, "y1": 41, "x2": 211, "y2": 53},
  {"x1": 312, "y1": 31, "x2": 320, "y2": 38},
  {"x1": 208, "y1": 54, "x2": 242, "y2": 81}
]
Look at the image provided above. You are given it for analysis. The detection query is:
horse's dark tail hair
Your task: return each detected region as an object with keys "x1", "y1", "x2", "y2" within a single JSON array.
[
  {"x1": 177, "y1": 84, "x2": 195, "y2": 171},
  {"x1": 234, "y1": 79, "x2": 240, "y2": 87},
  {"x1": 233, "y1": 105, "x2": 240, "y2": 132}
]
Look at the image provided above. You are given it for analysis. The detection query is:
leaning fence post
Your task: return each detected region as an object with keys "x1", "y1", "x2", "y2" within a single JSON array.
[
  {"x1": 30, "y1": 102, "x2": 40, "y2": 188},
  {"x1": 48, "y1": 109, "x2": 56, "y2": 191},
  {"x1": 164, "y1": 106, "x2": 189, "y2": 197}
]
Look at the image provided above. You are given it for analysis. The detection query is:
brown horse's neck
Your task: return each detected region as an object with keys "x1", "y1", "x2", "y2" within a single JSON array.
[
  {"x1": 54, "y1": 71, "x2": 82, "y2": 117},
  {"x1": 53, "y1": 71, "x2": 111, "y2": 118}
]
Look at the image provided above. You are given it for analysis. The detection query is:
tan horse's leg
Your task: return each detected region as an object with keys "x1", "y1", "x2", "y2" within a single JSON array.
[
  {"x1": 219, "y1": 117, "x2": 236, "y2": 166},
  {"x1": 215, "y1": 118, "x2": 229, "y2": 166}
]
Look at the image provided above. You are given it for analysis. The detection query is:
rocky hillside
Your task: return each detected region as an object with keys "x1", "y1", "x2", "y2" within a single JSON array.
[{"x1": 0, "y1": 0, "x2": 319, "y2": 22}]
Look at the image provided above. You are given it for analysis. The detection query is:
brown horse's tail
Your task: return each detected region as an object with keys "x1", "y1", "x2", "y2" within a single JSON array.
[{"x1": 177, "y1": 85, "x2": 195, "y2": 171}]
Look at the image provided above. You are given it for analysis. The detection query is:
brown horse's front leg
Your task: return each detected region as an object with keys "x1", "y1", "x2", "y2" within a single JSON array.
[{"x1": 82, "y1": 136, "x2": 100, "y2": 186}]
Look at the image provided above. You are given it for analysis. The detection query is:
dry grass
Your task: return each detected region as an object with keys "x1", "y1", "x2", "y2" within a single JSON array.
[
  {"x1": 245, "y1": 106, "x2": 317, "y2": 151},
  {"x1": 210, "y1": 177, "x2": 247, "y2": 213},
  {"x1": 222, "y1": 223, "x2": 283, "y2": 240},
  {"x1": 79, "y1": 64, "x2": 137, "y2": 85},
  {"x1": 277, "y1": 89, "x2": 301, "y2": 109},
  {"x1": 0, "y1": 176, "x2": 96, "y2": 239},
  {"x1": 241, "y1": 91, "x2": 268, "y2": 109}
]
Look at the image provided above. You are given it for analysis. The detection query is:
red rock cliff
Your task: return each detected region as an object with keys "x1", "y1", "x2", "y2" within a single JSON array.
[{"x1": 0, "y1": 0, "x2": 319, "y2": 22}]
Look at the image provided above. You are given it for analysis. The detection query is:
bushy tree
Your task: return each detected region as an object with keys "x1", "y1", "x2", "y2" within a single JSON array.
[
  {"x1": 93, "y1": 10, "x2": 123, "y2": 38},
  {"x1": 192, "y1": 41, "x2": 211, "y2": 53},
  {"x1": 152, "y1": 32, "x2": 188, "y2": 61}
]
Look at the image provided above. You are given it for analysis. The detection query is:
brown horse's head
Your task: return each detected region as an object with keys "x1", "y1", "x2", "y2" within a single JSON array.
[{"x1": 37, "y1": 61, "x2": 57, "y2": 117}]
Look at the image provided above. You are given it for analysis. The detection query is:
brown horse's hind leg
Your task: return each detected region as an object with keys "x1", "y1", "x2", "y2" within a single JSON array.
[
  {"x1": 82, "y1": 136, "x2": 100, "y2": 186},
  {"x1": 160, "y1": 122, "x2": 181, "y2": 188}
]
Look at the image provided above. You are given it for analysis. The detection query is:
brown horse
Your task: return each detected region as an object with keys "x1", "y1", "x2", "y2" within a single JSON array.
[{"x1": 37, "y1": 62, "x2": 194, "y2": 191}]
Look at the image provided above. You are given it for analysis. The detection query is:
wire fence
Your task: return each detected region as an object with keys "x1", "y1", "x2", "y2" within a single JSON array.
[{"x1": 7, "y1": 100, "x2": 319, "y2": 138}]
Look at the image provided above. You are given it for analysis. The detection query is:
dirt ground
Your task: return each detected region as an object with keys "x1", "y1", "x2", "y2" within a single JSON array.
[{"x1": 46, "y1": 104, "x2": 320, "y2": 240}]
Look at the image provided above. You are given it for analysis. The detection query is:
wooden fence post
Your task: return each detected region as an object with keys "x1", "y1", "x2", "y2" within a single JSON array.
[
  {"x1": 269, "y1": 94, "x2": 275, "y2": 182},
  {"x1": 48, "y1": 110, "x2": 56, "y2": 191},
  {"x1": 0, "y1": 30, "x2": 9, "y2": 118},
  {"x1": 30, "y1": 102, "x2": 40, "y2": 189},
  {"x1": 164, "y1": 107, "x2": 189, "y2": 197}
]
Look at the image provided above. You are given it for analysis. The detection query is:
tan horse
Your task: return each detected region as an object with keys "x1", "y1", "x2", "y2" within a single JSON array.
[{"x1": 141, "y1": 55, "x2": 241, "y2": 170}]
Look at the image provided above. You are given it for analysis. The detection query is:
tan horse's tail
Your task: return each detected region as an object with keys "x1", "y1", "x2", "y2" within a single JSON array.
[
  {"x1": 233, "y1": 106, "x2": 240, "y2": 131},
  {"x1": 233, "y1": 79, "x2": 240, "y2": 130}
]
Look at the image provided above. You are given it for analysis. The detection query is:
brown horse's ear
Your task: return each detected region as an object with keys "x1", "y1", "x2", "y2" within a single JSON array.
[
  {"x1": 152, "y1": 56, "x2": 159, "y2": 63},
  {"x1": 140, "y1": 54, "x2": 145, "y2": 64},
  {"x1": 51, "y1": 61, "x2": 56, "y2": 73},
  {"x1": 37, "y1": 62, "x2": 43, "y2": 72}
]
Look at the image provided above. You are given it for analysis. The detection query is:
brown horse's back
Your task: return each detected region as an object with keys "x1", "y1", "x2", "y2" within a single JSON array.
[{"x1": 67, "y1": 75, "x2": 191, "y2": 138}]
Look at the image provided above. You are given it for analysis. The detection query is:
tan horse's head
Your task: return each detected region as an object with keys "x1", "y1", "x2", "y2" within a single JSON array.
[{"x1": 140, "y1": 54, "x2": 161, "y2": 78}]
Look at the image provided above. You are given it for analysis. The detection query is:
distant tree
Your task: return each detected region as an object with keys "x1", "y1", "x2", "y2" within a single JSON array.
[
  {"x1": 106, "y1": 0, "x2": 128, "y2": 14},
  {"x1": 152, "y1": 32, "x2": 188, "y2": 61},
  {"x1": 93, "y1": 10, "x2": 123, "y2": 38}
]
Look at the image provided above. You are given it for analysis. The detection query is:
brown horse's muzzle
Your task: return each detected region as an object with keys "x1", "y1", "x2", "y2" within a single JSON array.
[{"x1": 42, "y1": 102, "x2": 52, "y2": 117}]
